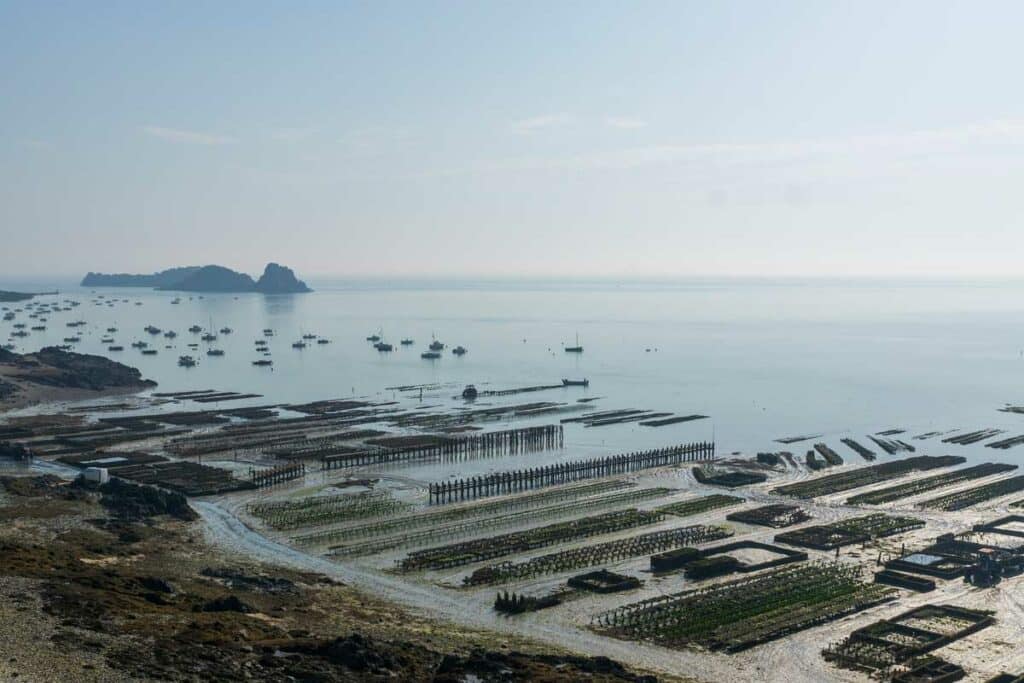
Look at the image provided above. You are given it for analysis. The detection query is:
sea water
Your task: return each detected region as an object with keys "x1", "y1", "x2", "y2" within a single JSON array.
[{"x1": 3, "y1": 276, "x2": 1024, "y2": 467}]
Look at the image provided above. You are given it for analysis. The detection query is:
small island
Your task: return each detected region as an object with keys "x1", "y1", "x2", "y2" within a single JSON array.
[{"x1": 81, "y1": 263, "x2": 311, "y2": 294}]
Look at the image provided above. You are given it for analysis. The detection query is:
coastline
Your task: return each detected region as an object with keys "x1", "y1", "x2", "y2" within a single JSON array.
[
  {"x1": 0, "y1": 376, "x2": 151, "y2": 414},
  {"x1": 0, "y1": 347, "x2": 156, "y2": 415}
]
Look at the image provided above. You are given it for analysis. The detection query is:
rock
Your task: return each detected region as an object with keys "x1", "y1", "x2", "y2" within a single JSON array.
[
  {"x1": 81, "y1": 267, "x2": 201, "y2": 288},
  {"x1": 96, "y1": 479, "x2": 197, "y2": 522},
  {"x1": 138, "y1": 576, "x2": 176, "y2": 594},
  {"x1": 200, "y1": 567, "x2": 297, "y2": 595},
  {"x1": 161, "y1": 265, "x2": 257, "y2": 293},
  {"x1": 316, "y1": 634, "x2": 400, "y2": 673},
  {"x1": 433, "y1": 648, "x2": 658, "y2": 683},
  {"x1": 199, "y1": 595, "x2": 254, "y2": 614},
  {"x1": 25, "y1": 347, "x2": 156, "y2": 391},
  {"x1": 142, "y1": 592, "x2": 174, "y2": 606},
  {"x1": 254, "y1": 263, "x2": 311, "y2": 293}
]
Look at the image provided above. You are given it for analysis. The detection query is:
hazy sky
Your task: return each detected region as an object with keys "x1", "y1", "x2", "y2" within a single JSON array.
[{"x1": 3, "y1": 1, "x2": 1024, "y2": 278}]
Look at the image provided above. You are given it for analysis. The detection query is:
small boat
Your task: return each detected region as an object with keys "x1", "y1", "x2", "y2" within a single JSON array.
[
  {"x1": 462, "y1": 384, "x2": 478, "y2": 399},
  {"x1": 263, "y1": 329, "x2": 274, "y2": 336},
  {"x1": 101, "y1": 337, "x2": 114, "y2": 343},
  {"x1": 564, "y1": 333, "x2": 583, "y2": 353},
  {"x1": 31, "y1": 326, "x2": 46, "y2": 331},
  {"x1": 207, "y1": 349, "x2": 224, "y2": 357},
  {"x1": 164, "y1": 330, "x2": 177, "y2": 338},
  {"x1": 178, "y1": 355, "x2": 196, "y2": 367},
  {"x1": 62, "y1": 336, "x2": 80, "y2": 343},
  {"x1": 421, "y1": 351, "x2": 441, "y2": 359},
  {"x1": 366, "y1": 334, "x2": 381, "y2": 342},
  {"x1": 108, "y1": 345, "x2": 123, "y2": 351},
  {"x1": 189, "y1": 325, "x2": 202, "y2": 333},
  {"x1": 131, "y1": 341, "x2": 148, "y2": 349},
  {"x1": 562, "y1": 378, "x2": 589, "y2": 387},
  {"x1": 252, "y1": 359, "x2": 273, "y2": 366},
  {"x1": 141, "y1": 348, "x2": 157, "y2": 355},
  {"x1": 452, "y1": 346, "x2": 467, "y2": 356},
  {"x1": 400, "y1": 338, "x2": 414, "y2": 345},
  {"x1": 12, "y1": 331, "x2": 29, "y2": 338},
  {"x1": 302, "y1": 333, "x2": 317, "y2": 340},
  {"x1": 317, "y1": 338, "x2": 330, "y2": 344},
  {"x1": 429, "y1": 336, "x2": 444, "y2": 351},
  {"x1": 187, "y1": 343, "x2": 199, "y2": 348},
  {"x1": 55, "y1": 344, "x2": 72, "y2": 350},
  {"x1": 12, "y1": 323, "x2": 25, "y2": 329},
  {"x1": 219, "y1": 327, "x2": 232, "y2": 334},
  {"x1": 255, "y1": 339, "x2": 268, "y2": 345},
  {"x1": 292, "y1": 341, "x2": 306, "y2": 349},
  {"x1": 375, "y1": 342, "x2": 394, "y2": 352},
  {"x1": 201, "y1": 333, "x2": 217, "y2": 342},
  {"x1": 144, "y1": 325, "x2": 161, "y2": 335},
  {"x1": 106, "y1": 327, "x2": 117, "y2": 332}
]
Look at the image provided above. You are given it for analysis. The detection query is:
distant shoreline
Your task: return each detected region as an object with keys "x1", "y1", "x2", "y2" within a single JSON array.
[
  {"x1": 81, "y1": 262, "x2": 311, "y2": 294},
  {"x1": 0, "y1": 290, "x2": 57, "y2": 303}
]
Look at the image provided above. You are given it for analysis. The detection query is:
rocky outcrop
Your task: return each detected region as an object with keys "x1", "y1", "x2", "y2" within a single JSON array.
[
  {"x1": 28, "y1": 347, "x2": 157, "y2": 390},
  {"x1": 255, "y1": 262, "x2": 312, "y2": 293},
  {"x1": 1, "y1": 346, "x2": 156, "y2": 393},
  {"x1": 96, "y1": 478, "x2": 197, "y2": 521},
  {"x1": 159, "y1": 265, "x2": 257, "y2": 292},
  {"x1": 81, "y1": 266, "x2": 201, "y2": 288}
]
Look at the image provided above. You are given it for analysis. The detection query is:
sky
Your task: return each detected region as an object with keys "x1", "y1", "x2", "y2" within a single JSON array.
[{"x1": 3, "y1": 1, "x2": 1024, "y2": 279}]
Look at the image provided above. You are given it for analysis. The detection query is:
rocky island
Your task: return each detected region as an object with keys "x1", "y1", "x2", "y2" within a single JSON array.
[
  {"x1": 0, "y1": 346, "x2": 156, "y2": 411},
  {"x1": 81, "y1": 263, "x2": 311, "y2": 294},
  {"x1": 80, "y1": 266, "x2": 203, "y2": 288}
]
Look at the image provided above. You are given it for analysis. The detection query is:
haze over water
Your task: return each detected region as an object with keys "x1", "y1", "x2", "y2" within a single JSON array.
[{"x1": 4, "y1": 276, "x2": 1024, "y2": 467}]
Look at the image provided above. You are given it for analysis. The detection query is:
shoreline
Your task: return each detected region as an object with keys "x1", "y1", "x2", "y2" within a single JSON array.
[
  {"x1": 0, "y1": 347, "x2": 156, "y2": 414},
  {"x1": 0, "y1": 379, "x2": 151, "y2": 414}
]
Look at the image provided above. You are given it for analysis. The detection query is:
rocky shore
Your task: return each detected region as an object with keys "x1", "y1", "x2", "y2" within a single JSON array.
[{"x1": 0, "y1": 346, "x2": 155, "y2": 412}]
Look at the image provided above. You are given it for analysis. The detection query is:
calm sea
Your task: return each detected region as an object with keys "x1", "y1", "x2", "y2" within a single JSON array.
[{"x1": 4, "y1": 276, "x2": 1024, "y2": 468}]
